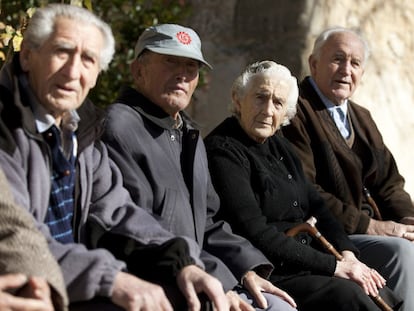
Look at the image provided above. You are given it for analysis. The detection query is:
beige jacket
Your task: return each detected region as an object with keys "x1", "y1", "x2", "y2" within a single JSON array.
[{"x1": 0, "y1": 169, "x2": 68, "y2": 311}]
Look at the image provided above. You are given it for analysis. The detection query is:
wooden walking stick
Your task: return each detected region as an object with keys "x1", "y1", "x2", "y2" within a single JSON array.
[
  {"x1": 286, "y1": 217, "x2": 393, "y2": 311},
  {"x1": 363, "y1": 186, "x2": 383, "y2": 220}
]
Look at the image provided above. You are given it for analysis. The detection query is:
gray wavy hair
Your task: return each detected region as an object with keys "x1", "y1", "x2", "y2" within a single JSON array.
[
  {"x1": 231, "y1": 60, "x2": 298, "y2": 126},
  {"x1": 311, "y1": 26, "x2": 370, "y2": 66},
  {"x1": 23, "y1": 4, "x2": 115, "y2": 71}
]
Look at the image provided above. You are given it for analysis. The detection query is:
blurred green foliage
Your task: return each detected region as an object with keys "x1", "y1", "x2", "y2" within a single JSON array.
[{"x1": 0, "y1": 0, "x2": 191, "y2": 106}]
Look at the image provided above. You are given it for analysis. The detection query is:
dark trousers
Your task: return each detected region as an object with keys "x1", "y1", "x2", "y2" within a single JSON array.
[
  {"x1": 70, "y1": 298, "x2": 123, "y2": 311},
  {"x1": 274, "y1": 274, "x2": 382, "y2": 311}
]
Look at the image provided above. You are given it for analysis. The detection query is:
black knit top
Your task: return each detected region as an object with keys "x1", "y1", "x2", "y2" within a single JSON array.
[{"x1": 205, "y1": 116, "x2": 358, "y2": 280}]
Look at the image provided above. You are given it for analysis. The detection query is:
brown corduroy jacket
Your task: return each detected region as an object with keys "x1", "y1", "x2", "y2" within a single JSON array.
[{"x1": 283, "y1": 76, "x2": 414, "y2": 234}]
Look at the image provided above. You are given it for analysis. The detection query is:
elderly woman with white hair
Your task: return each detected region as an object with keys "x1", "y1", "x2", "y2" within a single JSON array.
[{"x1": 204, "y1": 61, "x2": 399, "y2": 310}]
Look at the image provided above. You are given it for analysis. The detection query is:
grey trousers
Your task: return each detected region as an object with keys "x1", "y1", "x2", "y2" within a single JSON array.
[
  {"x1": 350, "y1": 234, "x2": 414, "y2": 311},
  {"x1": 235, "y1": 286, "x2": 297, "y2": 311}
]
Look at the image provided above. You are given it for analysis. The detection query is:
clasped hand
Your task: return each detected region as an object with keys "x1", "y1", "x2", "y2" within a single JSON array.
[{"x1": 0, "y1": 274, "x2": 53, "y2": 311}]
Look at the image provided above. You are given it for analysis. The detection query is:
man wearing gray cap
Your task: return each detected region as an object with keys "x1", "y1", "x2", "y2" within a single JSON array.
[{"x1": 102, "y1": 24, "x2": 297, "y2": 311}]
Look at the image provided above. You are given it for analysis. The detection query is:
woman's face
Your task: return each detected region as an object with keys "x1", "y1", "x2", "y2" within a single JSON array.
[{"x1": 235, "y1": 73, "x2": 290, "y2": 143}]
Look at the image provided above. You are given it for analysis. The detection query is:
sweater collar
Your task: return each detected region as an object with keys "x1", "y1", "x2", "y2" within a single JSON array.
[{"x1": 213, "y1": 116, "x2": 271, "y2": 147}]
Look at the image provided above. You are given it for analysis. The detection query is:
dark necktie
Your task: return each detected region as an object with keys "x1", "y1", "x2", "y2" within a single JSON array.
[{"x1": 43, "y1": 125, "x2": 76, "y2": 243}]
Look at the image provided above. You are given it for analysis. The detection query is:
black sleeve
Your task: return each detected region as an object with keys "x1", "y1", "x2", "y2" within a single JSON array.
[{"x1": 96, "y1": 233, "x2": 195, "y2": 282}]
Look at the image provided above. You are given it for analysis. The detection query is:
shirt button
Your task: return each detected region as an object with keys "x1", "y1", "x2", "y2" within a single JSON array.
[
  {"x1": 293, "y1": 201, "x2": 298, "y2": 207},
  {"x1": 300, "y1": 238, "x2": 307, "y2": 244},
  {"x1": 287, "y1": 174, "x2": 292, "y2": 179},
  {"x1": 170, "y1": 135, "x2": 175, "y2": 141}
]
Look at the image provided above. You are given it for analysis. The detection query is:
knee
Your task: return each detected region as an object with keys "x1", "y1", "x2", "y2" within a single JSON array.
[
  {"x1": 363, "y1": 237, "x2": 414, "y2": 267},
  {"x1": 320, "y1": 279, "x2": 376, "y2": 310},
  {"x1": 388, "y1": 238, "x2": 414, "y2": 264},
  {"x1": 261, "y1": 292, "x2": 296, "y2": 311},
  {"x1": 330, "y1": 279, "x2": 371, "y2": 303}
]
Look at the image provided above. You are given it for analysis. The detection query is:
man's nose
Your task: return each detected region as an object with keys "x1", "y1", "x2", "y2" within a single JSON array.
[
  {"x1": 340, "y1": 60, "x2": 352, "y2": 74},
  {"x1": 63, "y1": 55, "x2": 81, "y2": 79}
]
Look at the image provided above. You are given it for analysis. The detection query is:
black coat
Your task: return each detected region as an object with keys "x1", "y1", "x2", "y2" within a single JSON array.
[{"x1": 205, "y1": 117, "x2": 358, "y2": 279}]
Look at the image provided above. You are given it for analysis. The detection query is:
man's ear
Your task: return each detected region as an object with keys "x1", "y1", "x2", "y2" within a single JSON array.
[
  {"x1": 130, "y1": 59, "x2": 142, "y2": 82},
  {"x1": 308, "y1": 55, "x2": 317, "y2": 76},
  {"x1": 19, "y1": 41, "x2": 31, "y2": 72}
]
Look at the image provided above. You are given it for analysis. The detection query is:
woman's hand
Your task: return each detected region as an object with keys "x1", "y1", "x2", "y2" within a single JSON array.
[{"x1": 334, "y1": 251, "x2": 385, "y2": 297}]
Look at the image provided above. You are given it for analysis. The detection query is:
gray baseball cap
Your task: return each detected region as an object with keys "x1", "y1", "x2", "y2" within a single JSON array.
[{"x1": 134, "y1": 23, "x2": 212, "y2": 69}]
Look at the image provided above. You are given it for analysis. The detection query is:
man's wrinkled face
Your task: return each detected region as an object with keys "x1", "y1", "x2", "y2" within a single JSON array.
[
  {"x1": 309, "y1": 32, "x2": 365, "y2": 105},
  {"x1": 235, "y1": 73, "x2": 290, "y2": 143},
  {"x1": 20, "y1": 17, "x2": 103, "y2": 124},
  {"x1": 132, "y1": 51, "x2": 200, "y2": 119}
]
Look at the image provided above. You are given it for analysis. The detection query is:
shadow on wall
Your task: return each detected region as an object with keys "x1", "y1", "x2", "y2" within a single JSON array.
[
  {"x1": 184, "y1": 0, "x2": 309, "y2": 136},
  {"x1": 233, "y1": 0, "x2": 309, "y2": 77}
]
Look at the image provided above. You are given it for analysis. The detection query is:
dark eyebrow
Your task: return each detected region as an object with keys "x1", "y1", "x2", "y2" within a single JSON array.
[
  {"x1": 255, "y1": 89, "x2": 270, "y2": 96},
  {"x1": 333, "y1": 51, "x2": 346, "y2": 57}
]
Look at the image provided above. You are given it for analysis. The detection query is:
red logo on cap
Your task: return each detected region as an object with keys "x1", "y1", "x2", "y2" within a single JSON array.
[{"x1": 176, "y1": 31, "x2": 192, "y2": 45}]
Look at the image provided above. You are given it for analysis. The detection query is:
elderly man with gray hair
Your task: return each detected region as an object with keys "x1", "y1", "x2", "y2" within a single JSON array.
[
  {"x1": 283, "y1": 26, "x2": 414, "y2": 311},
  {"x1": 0, "y1": 4, "x2": 236, "y2": 311},
  {"x1": 102, "y1": 23, "x2": 297, "y2": 311}
]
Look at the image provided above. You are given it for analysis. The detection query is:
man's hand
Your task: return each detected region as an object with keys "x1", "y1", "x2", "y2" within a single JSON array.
[
  {"x1": 335, "y1": 251, "x2": 385, "y2": 296},
  {"x1": 112, "y1": 271, "x2": 173, "y2": 311},
  {"x1": 241, "y1": 271, "x2": 297, "y2": 309},
  {"x1": 367, "y1": 219, "x2": 414, "y2": 241},
  {"x1": 0, "y1": 274, "x2": 54, "y2": 311},
  {"x1": 176, "y1": 265, "x2": 229, "y2": 311},
  {"x1": 225, "y1": 290, "x2": 254, "y2": 311}
]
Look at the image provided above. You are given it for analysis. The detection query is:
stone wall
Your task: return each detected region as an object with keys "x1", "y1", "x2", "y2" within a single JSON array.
[{"x1": 184, "y1": 0, "x2": 414, "y2": 198}]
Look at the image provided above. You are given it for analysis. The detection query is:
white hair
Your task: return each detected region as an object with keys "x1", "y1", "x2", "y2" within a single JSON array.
[
  {"x1": 311, "y1": 26, "x2": 370, "y2": 66},
  {"x1": 231, "y1": 60, "x2": 298, "y2": 126},
  {"x1": 23, "y1": 4, "x2": 115, "y2": 71}
]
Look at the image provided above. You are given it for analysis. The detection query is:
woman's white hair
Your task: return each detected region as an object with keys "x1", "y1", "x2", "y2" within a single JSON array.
[
  {"x1": 231, "y1": 60, "x2": 298, "y2": 126},
  {"x1": 23, "y1": 3, "x2": 115, "y2": 71}
]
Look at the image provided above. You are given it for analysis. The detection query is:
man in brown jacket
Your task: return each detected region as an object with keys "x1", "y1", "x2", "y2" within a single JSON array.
[
  {"x1": 0, "y1": 168, "x2": 68, "y2": 311},
  {"x1": 283, "y1": 26, "x2": 414, "y2": 311}
]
